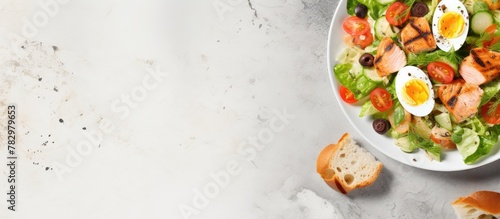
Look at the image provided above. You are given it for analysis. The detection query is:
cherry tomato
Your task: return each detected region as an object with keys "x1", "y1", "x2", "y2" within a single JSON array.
[
  {"x1": 370, "y1": 87, "x2": 393, "y2": 112},
  {"x1": 427, "y1": 62, "x2": 454, "y2": 84},
  {"x1": 386, "y1": 2, "x2": 411, "y2": 26},
  {"x1": 353, "y1": 31, "x2": 374, "y2": 49},
  {"x1": 481, "y1": 102, "x2": 500, "y2": 124},
  {"x1": 342, "y1": 16, "x2": 370, "y2": 36},
  {"x1": 339, "y1": 86, "x2": 357, "y2": 103}
]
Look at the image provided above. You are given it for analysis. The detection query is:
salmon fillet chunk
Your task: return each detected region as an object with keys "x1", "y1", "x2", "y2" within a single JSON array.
[
  {"x1": 374, "y1": 37, "x2": 407, "y2": 77},
  {"x1": 438, "y1": 79, "x2": 483, "y2": 123},
  {"x1": 460, "y1": 48, "x2": 500, "y2": 85},
  {"x1": 401, "y1": 17, "x2": 436, "y2": 54}
]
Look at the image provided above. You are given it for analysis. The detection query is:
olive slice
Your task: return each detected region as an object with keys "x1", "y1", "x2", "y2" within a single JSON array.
[
  {"x1": 355, "y1": 4, "x2": 368, "y2": 18},
  {"x1": 411, "y1": 2, "x2": 429, "y2": 17},
  {"x1": 373, "y1": 118, "x2": 391, "y2": 135},
  {"x1": 359, "y1": 53, "x2": 374, "y2": 67}
]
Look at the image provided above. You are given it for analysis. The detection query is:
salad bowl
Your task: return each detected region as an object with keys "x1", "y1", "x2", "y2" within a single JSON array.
[{"x1": 326, "y1": 0, "x2": 500, "y2": 171}]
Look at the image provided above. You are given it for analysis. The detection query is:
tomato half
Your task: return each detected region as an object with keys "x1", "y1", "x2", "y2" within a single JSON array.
[
  {"x1": 370, "y1": 87, "x2": 393, "y2": 112},
  {"x1": 386, "y1": 2, "x2": 411, "y2": 26},
  {"x1": 481, "y1": 102, "x2": 500, "y2": 124},
  {"x1": 427, "y1": 61, "x2": 454, "y2": 84},
  {"x1": 342, "y1": 16, "x2": 370, "y2": 36},
  {"x1": 353, "y1": 31, "x2": 374, "y2": 49},
  {"x1": 339, "y1": 86, "x2": 357, "y2": 103}
]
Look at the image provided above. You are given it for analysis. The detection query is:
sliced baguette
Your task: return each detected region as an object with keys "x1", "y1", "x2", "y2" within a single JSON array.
[
  {"x1": 452, "y1": 190, "x2": 500, "y2": 219},
  {"x1": 316, "y1": 133, "x2": 383, "y2": 194}
]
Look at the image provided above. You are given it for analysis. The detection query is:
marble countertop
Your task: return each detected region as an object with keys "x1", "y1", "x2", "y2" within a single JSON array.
[{"x1": 1, "y1": 0, "x2": 500, "y2": 218}]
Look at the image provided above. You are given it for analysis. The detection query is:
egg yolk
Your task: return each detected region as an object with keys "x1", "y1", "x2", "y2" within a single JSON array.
[
  {"x1": 438, "y1": 12, "x2": 465, "y2": 39},
  {"x1": 403, "y1": 79, "x2": 429, "y2": 106}
]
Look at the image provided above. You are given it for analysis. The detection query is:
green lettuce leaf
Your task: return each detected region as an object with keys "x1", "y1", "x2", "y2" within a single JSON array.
[
  {"x1": 451, "y1": 123, "x2": 500, "y2": 164},
  {"x1": 454, "y1": 128, "x2": 480, "y2": 163},
  {"x1": 473, "y1": 1, "x2": 490, "y2": 14},
  {"x1": 347, "y1": 0, "x2": 387, "y2": 20},
  {"x1": 347, "y1": 0, "x2": 360, "y2": 15},
  {"x1": 423, "y1": 0, "x2": 438, "y2": 22},
  {"x1": 408, "y1": 127, "x2": 442, "y2": 161},
  {"x1": 393, "y1": 105, "x2": 405, "y2": 127},
  {"x1": 451, "y1": 126, "x2": 464, "y2": 144},
  {"x1": 407, "y1": 50, "x2": 462, "y2": 68},
  {"x1": 465, "y1": 136, "x2": 495, "y2": 164},
  {"x1": 359, "y1": 100, "x2": 378, "y2": 117},
  {"x1": 464, "y1": 125, "x2": 500, "y2": 164},
  {"x1": 480, "y1": 80, "x2": 500, "y2": 106},
  {"x1": 334, "y1": 64, "x2": 378, "y2": 100}
]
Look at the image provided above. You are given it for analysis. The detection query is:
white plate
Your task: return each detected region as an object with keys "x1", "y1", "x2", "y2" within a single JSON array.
[{"x1": 326, "y1": 0, "x2": 500, "y2": 171}]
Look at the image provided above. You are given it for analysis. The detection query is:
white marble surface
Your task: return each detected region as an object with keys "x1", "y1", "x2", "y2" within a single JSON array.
[{"x1": 0, "y1": 0, "x2": 500, "y2": 218}]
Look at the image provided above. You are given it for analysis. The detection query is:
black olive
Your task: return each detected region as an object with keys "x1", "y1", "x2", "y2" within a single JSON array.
[
  {"x1": 354, "y1": 4, "x2": 368, "y2": 18},
  {"x1": 373, "y1": 118, "x2": 391, "y2": 135},
  {"x1": 359, "y1": 53, "x2": 374, "y2": 67},
  {"x1": 411, "y1": 2, "x2": 429, "y2": 17}
]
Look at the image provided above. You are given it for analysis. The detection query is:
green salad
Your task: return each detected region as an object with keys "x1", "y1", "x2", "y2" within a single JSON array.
[{"x1": 334, "y1": 0, "x2": 500, "y2": 164}]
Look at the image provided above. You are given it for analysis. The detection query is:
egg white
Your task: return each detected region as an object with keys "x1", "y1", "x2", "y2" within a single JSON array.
[
  {"x1": 395, "y1": 66, "x2": 435, "y2": 117},
  {"x1": 431, "y1": 0, "x2": 469, "y2": 52}
]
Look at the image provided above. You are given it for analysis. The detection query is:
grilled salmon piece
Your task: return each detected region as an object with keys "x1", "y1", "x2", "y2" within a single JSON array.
[
  {"x1": 438, "y1": 79, "x2": 483, "y2": 123},
  {"x1": 459, "y1": 48, "x2": 500, "y2": 85},
  {"x1": 401, "y1": 17, "x2": 436, "y2": 54},
  {"x1": 374, "y1": 37, "x2": 407, "y2": 77}
]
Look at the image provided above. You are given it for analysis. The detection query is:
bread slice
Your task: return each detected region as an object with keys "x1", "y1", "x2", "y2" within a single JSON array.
[
  {"x1": 452, "y1": 191, "x2": 500, "y2": 219},
  {"x1": 316, "y1": 133, "x2": 383, "y2": 194}
]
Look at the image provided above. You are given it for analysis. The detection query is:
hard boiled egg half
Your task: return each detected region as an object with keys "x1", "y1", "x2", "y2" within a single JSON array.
[
  {"x1": 395, "y1": 66, "x2": 435, "y2": 116},
  {"x1": 432, "y1": 0, "x2": 469, "y2": 52}
]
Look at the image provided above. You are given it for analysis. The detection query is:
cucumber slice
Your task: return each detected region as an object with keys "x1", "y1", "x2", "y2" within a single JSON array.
[
  {"x1": 424, "y1": 0, "x2": 438, "y2": 22},
  {"x1": 374, "y1": 16, "x2": 400, "y2": 40},
  {"x1": 462, "y1": 0, "x2": 474, "y2": 14},
  {"x1": 412, "y1": 116, "x2": 432, "y2": 139},
  {"x1": 435, "y1": 112, "x2": 453, "y2": 131},
  {"x1": 359, "y1": 101, "x2": 379, "y2": 117},
  {"x1": 351, "y1": 62, "x2": 364, "y2": 76},
  {"x1": 492, "y1": 10, "x2": 500, "y2": 24},
  {"x1": 394, "y1": 136, "x2": 417, "y2": 153},
  {"x1": 471, "y1": 11, "x2": 494, "y2": 35},
  {"x1": 376, "y1": 0, "x2": 395, "y2": 5},
  {"x1": 336, "y1": 46, "x2": 363, "y2": 63},
  {"x1": 434, "y1": 103, "x2": 449, "y2": 114},
  {"x1": 363, "y1": 67, "x2": 383, "y2": 82}
]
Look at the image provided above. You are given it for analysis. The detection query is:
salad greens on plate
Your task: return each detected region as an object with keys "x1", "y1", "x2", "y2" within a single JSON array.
[{"x1": 333, "y1": 0, "x2": 500, "y2": 164}]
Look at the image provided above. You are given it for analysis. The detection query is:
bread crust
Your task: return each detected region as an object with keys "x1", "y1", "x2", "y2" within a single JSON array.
[
  {"x1": 316, "y1": 134, "x2": 349, "y2": 193},
  {"x1": 316, "y1": 133, "x2": 382, "y2": 194},
  {"x1": 452, "y1": 190, "x2": 500, "y2": 215}
]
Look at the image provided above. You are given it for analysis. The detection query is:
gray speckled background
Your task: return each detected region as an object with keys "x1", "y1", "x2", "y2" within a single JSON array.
[{"x1": 0, "y1": 0, "x2": 499, "y2": 218}]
